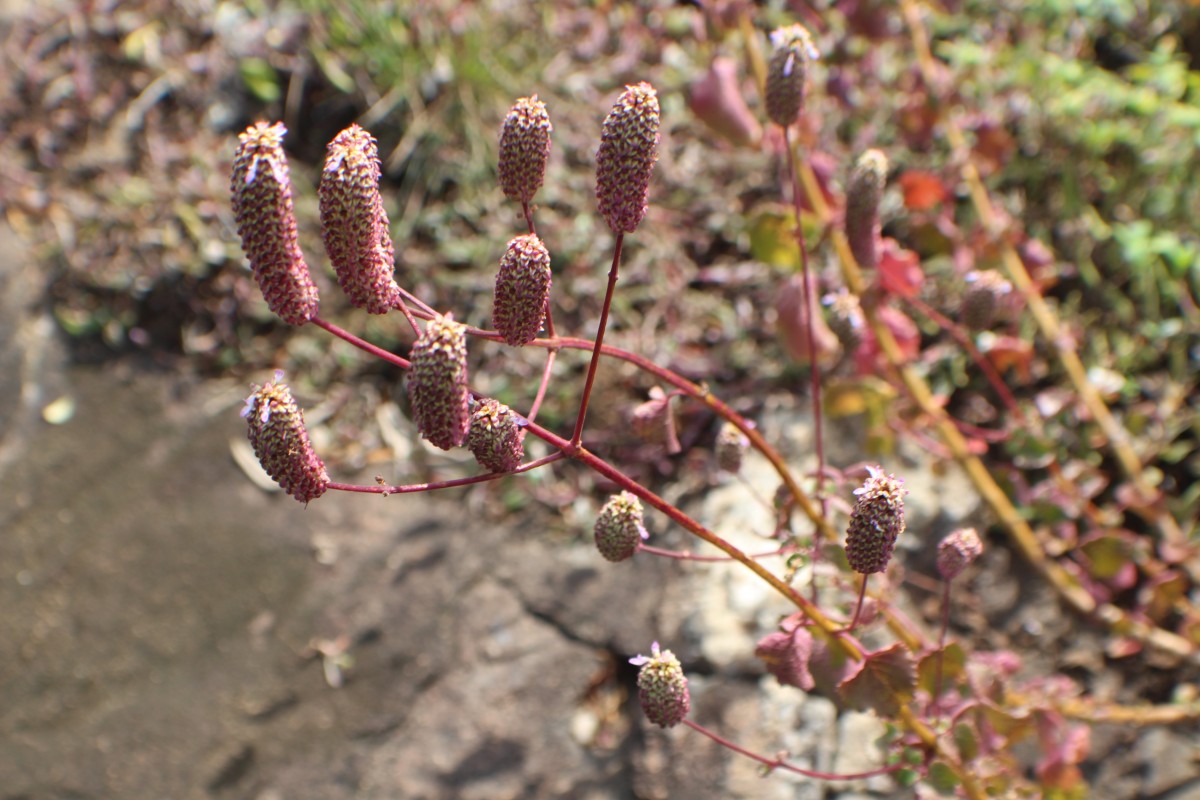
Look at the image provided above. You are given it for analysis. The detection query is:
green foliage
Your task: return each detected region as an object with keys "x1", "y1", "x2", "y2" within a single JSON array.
[{"x1": 293, "y1": 0, "x2": 553, "y2": 211}]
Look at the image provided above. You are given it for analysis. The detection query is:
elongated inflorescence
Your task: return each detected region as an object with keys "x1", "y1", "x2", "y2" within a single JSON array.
[
  {"x1": 844, "y1": 466, "x2": 908, "y2": 574},
  {"x1": 498, "y1": 95, "x2": 553, "y2": 204},
  {"x1": 765, "y1": 24, "x2": 818, "y2": 128},
  {"x1": 631, "y1": 642, "x2": 691, "y2": 728},
  {"x1": 493, "y1": 233, "x2": 552, "y2": 347},
  {"x1": 318, "y1": 124, "x2": 401, "y2": 314},
  {"x1": 595, "y1": 82, "x2": 661, "y2": 234},
  {"x1": 467, "y1": 398, "x2": 525, "y2": 473},
  {"x1": 242, "y1": 371, "x2": 329, "y2": 503},
  {"x1": 594, "y1": 491, "x2": 647, "y2": 563},
  {"x1": 230, "y1": 122, "x2": 320, "y2": 325},
  {"x1": 408, "y1": 314, "x2": 471, "y2": 450},
  {"x1": 845, "y1": 149, "x2": 888, "y2": 271}
]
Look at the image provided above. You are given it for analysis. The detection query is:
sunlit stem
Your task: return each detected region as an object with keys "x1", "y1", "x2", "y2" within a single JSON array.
[
  {"x1": 312, "y1": 316, "x2": 410, "y2": 369},
  {"x1": 783, "y1": 128, "x2": 829, "y2": 603},
  {"x1": 571, "y1": 233, "x2": 624, "y2": 446},
  {"x1": 682, "y1": 719, "x2": 905, "y2": 781},
  {"x1": 325, "y1": 452, "x2": 565, "y2": 495}
]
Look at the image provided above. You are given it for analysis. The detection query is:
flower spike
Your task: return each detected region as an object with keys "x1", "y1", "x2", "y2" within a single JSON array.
[
  {"x1": 407, "y1": 314, "x2": 471, "y2": 450},
  {"x1": 242, "y1": 370, "x2": 329, "y2": 503},
  {"x1": 493, "y1": 234, "x2": 552, "y2": 347},
  {"x1": 319, "y1": 124, "x2": 401, "y2": 314},
  {"x1": 595, "y1": 82, "x2": 661, "y2": 234},
  {"x1": 844, "y1": 466, "x2": 908, "y2": 574},
  {"x1": 230, "y1": 122, "x2": 320, "y2": 325},
  {"x1": 630, "y1": 641, "x2": 691, "y2": 728},
  {"x1": 498, "y1": 95, "x2": 553, "y2": 204}
]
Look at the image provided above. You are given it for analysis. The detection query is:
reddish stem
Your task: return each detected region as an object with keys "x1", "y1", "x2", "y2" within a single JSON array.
[
  {"x1": 637, "y1": 543, "x2": 791, "y2": 563},
  {"x1": 525, "y1": 347, "x2": 558, "y2": 426},
  {"x1": 518, "y1": 416, "x2": 858, "y2": 649},
  {"x1": 326, "y1": 452, "x2": 565, "y2": 495},
  {"x1": 845, "y1": 575, "x2": 869, "y2": 631},
  {"x1": 682, "y1": 719, "x2": 905, "y2": 782},
  {"x1": 783, "y1": 130, "x2": 829, "y2": 603},
  {"x1": 571, "y1": 233, "x2": 624, "y2": 446},
  {"x1": 903, "y1": 295, "x2": 1024, "y2": 422},
  {"x1": 312, "y1": 316, "x2": 410, "y2": 369}
]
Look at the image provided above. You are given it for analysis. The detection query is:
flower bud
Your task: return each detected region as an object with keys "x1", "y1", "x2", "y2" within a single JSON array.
[
  {"x1": 594, "y1": 491, "x2": 647, "y2": 563},
  {"x1": 230, "y1": 122, "x2": 319, "y2": 325},
  {"x1": 715, "y1": 422, "x2": 750, "y2": 473},
  {"x1": 961, "y1": 270, "x2": 1013, "y2": 330},
  {"x1": 765, "y1": 24, "x2": 818, "y2": 127},
  {"x1": 242, "y1": 370, "x2": 329, "y2": 503},
  {"x1": 631, "y1": 387, "x2": 680, "y2": 454},
  {"x1": 408, "y1": 314, "x2": 470, "y2": 450},
  {"x1": 824, "y1": 289, "x2": 866, "y2": 354},
  {"x1": 937, "y1": 527, "x2": 983, "y2": 581},
  {"x1": 595, "y1": 82, "x2": 660, "y2": 234},
  {"x1": 846, "y1": 149, "x2": 888, "y2": 271},
  {"x1": 493, "y1": 234, "x2": 552, "y2": 347},
  {"x1": 631, "y1": 642, "x2": 691, "y2": 728},
  {"x1": 319, "y1": 124, "x2": 401, "y2": 314},
  {"x1": 844, "y1": 466, "x2": 907, "y2": 574},
  {"x1": 467, "y1": 398, "x2": 524, "y2": 473},
  {"x1": 498, "y1": 95, "x2": 553, "y2": 204}
]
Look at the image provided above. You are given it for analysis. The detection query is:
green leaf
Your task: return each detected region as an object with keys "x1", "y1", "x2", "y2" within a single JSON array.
[
  {"x1": 917, "y1": 642, "x2": 966, "y2": 696},
  {"x1": 239, "y1": 58, "x2": 281, "y2": 103}
]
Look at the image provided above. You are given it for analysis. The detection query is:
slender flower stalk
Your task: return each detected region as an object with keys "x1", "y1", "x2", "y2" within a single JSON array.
[
  {"x1": 769, "y1": 26, "x2": 828, "y2": 600},
  {"x1": 576, "y1": 82, "x2": 661, "y2": 445}
]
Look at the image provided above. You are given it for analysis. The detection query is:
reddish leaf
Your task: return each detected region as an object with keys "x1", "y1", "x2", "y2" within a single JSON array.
[
  {"x1": 806, "y1": 628, "x2": 853, "y2": 700},
  {"x1": 755, "y1": 623, "x2": 815, "y2": 691},
  {"x1": 969, "y1": 117, "x2": 1015, "y2": 175},
  {"x1": 854, "y1": 304, "x2": 921, "y2": 375},
  {"x1": 898, "y1": 170, "x2": 949, "y2": 211},
  {"x1": 978, "y1": 333, "x2": 1034, "y2": 381},
  {"x1": 1035, "y1": 711, "x2": 1091, "y2": 792},
  {"x1": 878, "y1": 238, "x2": 924, "y2": 298},
  {"x1": 837, "y1": 642, "x2": 916, "y2": 717},
  {"x1": 775, "y1": 272, "x2": 839, "y2": 366},
  {"x1": 687, "y1": 56, "x2": 761, "y2": 148}
]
